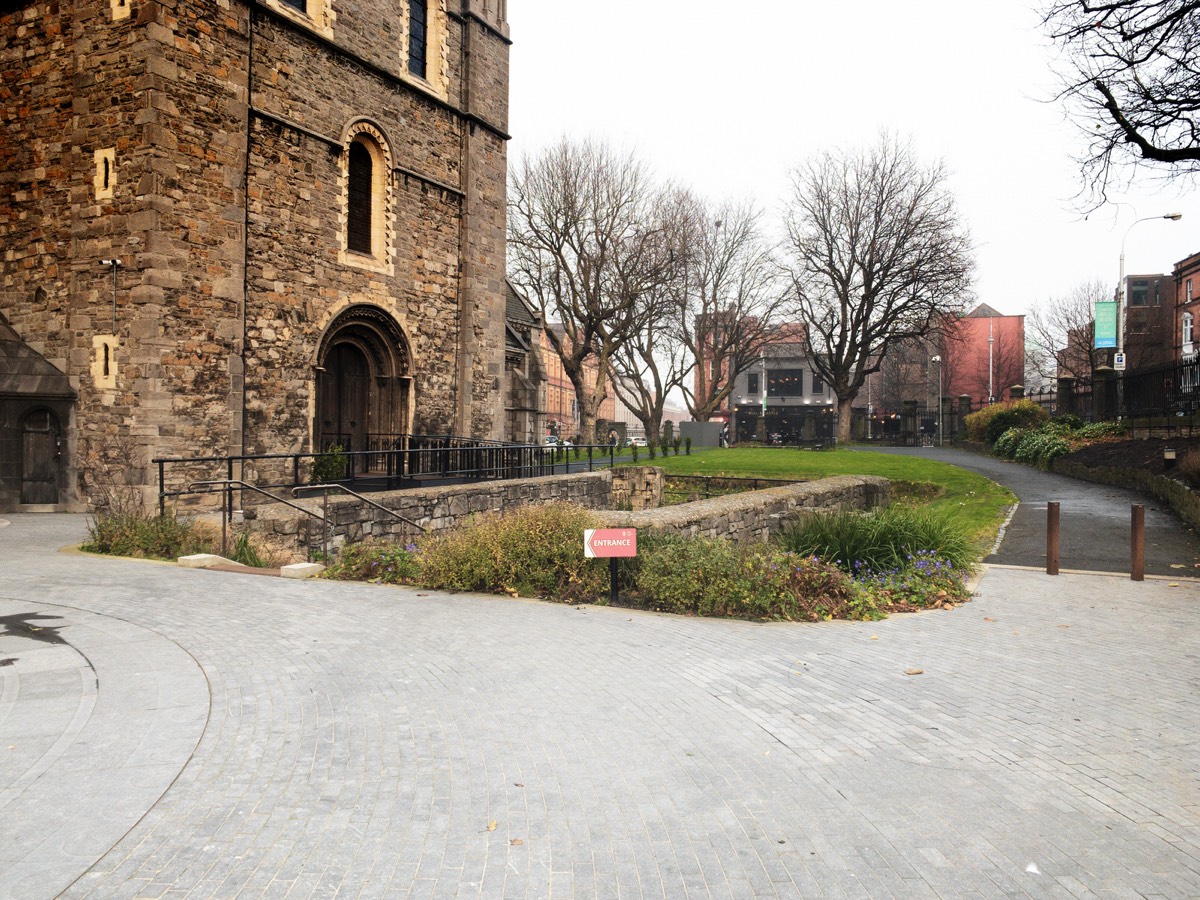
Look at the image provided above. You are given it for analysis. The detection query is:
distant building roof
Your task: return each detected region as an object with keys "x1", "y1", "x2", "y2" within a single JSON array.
[{"x1": 964, "y1": 303, "x2": 1007, "y2": 318}]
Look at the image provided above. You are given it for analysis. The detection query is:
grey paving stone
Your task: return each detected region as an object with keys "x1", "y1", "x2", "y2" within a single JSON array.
[{"x1": 3, "y1": 513, "x2": 1200, "y2": 896}]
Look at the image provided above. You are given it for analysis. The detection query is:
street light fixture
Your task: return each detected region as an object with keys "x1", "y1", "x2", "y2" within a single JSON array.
[
  {"x1": 930, "y1": 355, "x2": 943, "y2": 447},
  {"x1": 1117, "y1": 213, "x2": 1183, "y2": 360}
]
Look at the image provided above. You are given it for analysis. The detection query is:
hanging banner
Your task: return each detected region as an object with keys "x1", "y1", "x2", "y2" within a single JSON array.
[{"x1": 1094, "y1": 301, "x2": 1118, "y2": 349}]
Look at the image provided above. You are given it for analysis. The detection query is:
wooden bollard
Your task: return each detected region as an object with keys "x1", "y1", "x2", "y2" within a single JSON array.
[
  {"x1": 1047, "y1": 502, "x2": 1060, "y2": 576},
  {"x1": 1131, "y1": 504, "x2": 1145, "y2": 582}
]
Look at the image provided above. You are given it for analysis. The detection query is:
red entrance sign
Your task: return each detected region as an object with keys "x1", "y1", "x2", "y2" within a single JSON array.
[{"x1": 583, "y1": 528, "x2": 637, "y2": 558}]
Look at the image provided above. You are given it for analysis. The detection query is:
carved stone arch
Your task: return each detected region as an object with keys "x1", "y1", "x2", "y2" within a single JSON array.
[
  {"x1": 314, "y1": 305, "x2": 413, "y2": 452},
  {"x1": 339, "y1": 120, "x2": 395, "y2": 274}
]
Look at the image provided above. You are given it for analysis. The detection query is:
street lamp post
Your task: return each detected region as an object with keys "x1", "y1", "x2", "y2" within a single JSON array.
[
  {"x1": 930, "y1": 355, "x2": 943, "y2": 447},
  {"x1": 1118, "y1": 213, "x2": 1183, "y2": 360}
]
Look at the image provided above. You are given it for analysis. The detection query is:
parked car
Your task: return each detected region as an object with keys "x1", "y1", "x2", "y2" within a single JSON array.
[
  {"x1": 628, "y1": 436, "x2": 647, "y2": 447},
  {"x1": 544, "y1": 435, "x2": 571, "y2": 447}
]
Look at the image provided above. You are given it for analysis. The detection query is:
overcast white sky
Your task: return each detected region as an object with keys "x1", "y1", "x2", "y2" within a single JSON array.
[{"x1": 506, "y1": 0, "x2": 1199, "y2": 319}]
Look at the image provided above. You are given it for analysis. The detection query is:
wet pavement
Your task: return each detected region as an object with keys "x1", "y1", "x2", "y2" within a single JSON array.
[
  {"x1": 1, "y1": 454, "x2": 1200, "y2": 897},
  {"x1": 866, "y1": 446, "x2": 1200, "y2": 577}
]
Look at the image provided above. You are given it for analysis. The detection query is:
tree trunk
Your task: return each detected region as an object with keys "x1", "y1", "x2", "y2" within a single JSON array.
[{"x1": 836, "y1": 396, "x2": 854, "y2": 444}]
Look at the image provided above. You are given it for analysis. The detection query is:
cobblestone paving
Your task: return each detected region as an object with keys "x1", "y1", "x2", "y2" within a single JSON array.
[{"x1": 3, "y1": 514, "x2": 1200, "y2": 898}]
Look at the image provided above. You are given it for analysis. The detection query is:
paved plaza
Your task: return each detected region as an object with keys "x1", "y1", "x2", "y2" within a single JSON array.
[{"x1": 2, "y1": 483, "x2": 1200, "y2": 897}]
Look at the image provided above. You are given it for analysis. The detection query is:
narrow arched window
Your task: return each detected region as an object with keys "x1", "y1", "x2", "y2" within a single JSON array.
[
  {"x1": 347, "y1": 141, "x2": 373, "y2": 254},
  {"x1": 409, "y1": 0, "x2": 427, "y2": 79}
]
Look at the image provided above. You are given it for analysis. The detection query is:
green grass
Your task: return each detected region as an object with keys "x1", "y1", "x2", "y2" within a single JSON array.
[{"x1": 630, "y1": 447, "x2": 1014, "y2": 548}]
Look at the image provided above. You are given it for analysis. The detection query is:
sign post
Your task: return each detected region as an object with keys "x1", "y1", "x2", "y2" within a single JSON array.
[{"x1": 584, "y1": 528, "x2": 637, "y2": 605}]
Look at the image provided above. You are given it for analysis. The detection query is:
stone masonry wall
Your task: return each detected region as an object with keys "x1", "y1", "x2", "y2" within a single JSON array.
[
  {"x1": 2, "y1": 0, "x2": 511, "y2": 507},
  {"x1": 256, "y1": 470, "x2": 887, "y2": 557},
  {"x1": 597, "y1": 475, "x2": 891, "y2": 544},
  {"x1": 263, "y1": 470, "x2": 613, "y2": 553}
]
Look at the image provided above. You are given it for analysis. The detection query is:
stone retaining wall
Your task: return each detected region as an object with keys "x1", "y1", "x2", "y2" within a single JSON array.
[
  {"x1": 597, "y1": 475, "x2": 890, "y2": 543},
  {"x1": 1053, "y1": 460, "x2": 1200, "y2": 528},
  {"x1": 255, "y1": 468, "x2": 887, "y2": 556}
]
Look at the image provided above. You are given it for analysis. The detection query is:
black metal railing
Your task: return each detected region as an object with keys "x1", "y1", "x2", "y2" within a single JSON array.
[
  {"x1": 155, "y1": 436, "x2": 618, "y2": 514},
  {"x1": 1122, "y1": 357, "x2": 1200, "y2": 419}
]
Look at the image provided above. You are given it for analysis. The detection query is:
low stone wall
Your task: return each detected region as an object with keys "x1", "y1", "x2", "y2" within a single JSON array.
[
  {"x1": 1053, "y1": 460, "x2": 1200, "y2": 528},
  {"x1": 596, "y1": 475, "x2": 890, "y2": 543},
  {"x1": 260, "y1": 470, "x2": 616, "y2": 552},
  {"x1": 254, "y1": 468, "x2": 887, "y2": 556}
]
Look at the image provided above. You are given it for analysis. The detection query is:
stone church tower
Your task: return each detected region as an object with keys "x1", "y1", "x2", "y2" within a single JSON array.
[{"x1": 0, "y1": 0, "x2": 510, "y2": 509}]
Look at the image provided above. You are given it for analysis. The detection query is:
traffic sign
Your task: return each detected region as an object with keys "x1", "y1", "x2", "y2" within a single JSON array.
[{"x1": 1114, "y1": 352, "x2": 1126, "y2": 371}]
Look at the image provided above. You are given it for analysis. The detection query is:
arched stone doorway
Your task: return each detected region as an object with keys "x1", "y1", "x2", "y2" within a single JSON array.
[{"x1": 315, "y1": 306, "x2": 412, "y2": 453}]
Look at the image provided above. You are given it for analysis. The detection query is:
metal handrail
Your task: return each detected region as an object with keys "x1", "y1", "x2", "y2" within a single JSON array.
[
  {"x1": 189, "y1": 479, "x2": 331, "y2": 560},
  {"x1": 292, "y1": 483, "x2": 426, "y2": 532}
]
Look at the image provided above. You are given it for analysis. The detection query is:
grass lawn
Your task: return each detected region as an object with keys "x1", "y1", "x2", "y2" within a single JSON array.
[{"x1": 633, "y1": 446, "x2": 1014, "y2": 548}]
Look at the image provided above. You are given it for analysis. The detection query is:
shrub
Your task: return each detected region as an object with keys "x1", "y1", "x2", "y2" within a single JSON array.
[
  {"x1": 777, "y1": 506, "x2": 976, "y2": 575},
  {"x1": 418, "y1": 502, "x2": 607, "y2": 602},
  {"x1": 1179, "y1": 450, "x2": 1200, "y2": 488},
  {"x1": 685, "y1": 436, "x2": 692, "y2": 455},
  {"x1": 1074, "y1": 421, "x2": 1126, "y2": 441},
  {"x1": 673, "y1": 436, "x2": 683, "y2": 456},
  {"x1": 992, "y1": 427, "x2": 1026, "y2": 460},
  {"x1": 311, "y1": 444, "x2": 348, "y2": 482},
  {"x1": 323, "y1": 539, "x2": 421, "y2": 584},
  {"x1": 648, "y1": 442, "x2": 657, "y2": 460},
  {"x1": 631, "y1": 534, "x2": 872, "y2": 621},
  {"x1": 83, "y1": 509, "x2": 214, "y2": 560},
  {"x1": 630, "y1": 443, "x2": 640, "y2": 463},
  {"x1": 984, "y1": 402, "x2": 1049, "y2": 445},
  {"x1": 964, "y1": 399, "x2": 1048, "y2": 444},
  {"x1": 1013, "y1": 428, "x2": 1072, "y2": 469}
]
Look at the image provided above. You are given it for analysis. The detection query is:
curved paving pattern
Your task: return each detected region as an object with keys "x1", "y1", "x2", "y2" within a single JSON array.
[
  {"x1": 0, "y1": 592, "x2": 208, "y2": 899},
  {"x1": 2, "y1": 512, "x2": 1200, "y2": 897}
]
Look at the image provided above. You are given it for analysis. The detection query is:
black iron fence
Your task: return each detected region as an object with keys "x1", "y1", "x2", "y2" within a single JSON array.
[
  {"x1": 154, "y1": 436, "x2": 617, "y2": 513},
  {"x1": 1121, "y1": 357, "x2": 1200, "y2": 419}
]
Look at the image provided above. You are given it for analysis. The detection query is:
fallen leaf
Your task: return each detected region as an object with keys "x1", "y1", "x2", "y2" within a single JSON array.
[
  {"x1": 486, "y1": 821, "x2": 497, "y2": 832},
  {"x1": 1171, "y1": 564, "x2": 1186, "y2": 569},
  {"x1": 983, "y1": 617, "x2": 996, "y2": 622},
  {"x1": 1057, "y1": 624, "x2": 1069, "y2": 629},
  {"x1": 510, "y1": 838, "x2": 523, "y2": 846},
  {"x1": 513, "y1": 783, "x2": 524, "y2": 788},
  {"x1": 1169, "y1": 582, "x2": 1180, "y2": 587},
  {"x1": 904, "y1": 668, "x2": 924, "y2": 676},
  {"x1": 869, "y1": 635, "x2": 879, "y2": 641}
]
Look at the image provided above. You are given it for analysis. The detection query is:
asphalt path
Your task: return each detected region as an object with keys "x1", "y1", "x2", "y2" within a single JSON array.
[{"x1": 865, "y1": 446, "x2": 1200, "y2": 578}]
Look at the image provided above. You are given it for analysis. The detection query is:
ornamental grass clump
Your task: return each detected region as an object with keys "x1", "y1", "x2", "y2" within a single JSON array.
[
  {"x1": 777, "y1": 506, "x2": 976, "y2": 575},
  {"x1": 417, "y1": 502, "x2": 607, "y2": 602}
]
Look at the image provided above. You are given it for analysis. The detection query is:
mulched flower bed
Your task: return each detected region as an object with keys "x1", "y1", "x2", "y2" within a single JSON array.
[{"x1": 1059, "y1": 435, "x2": 1200, "y2": 478}]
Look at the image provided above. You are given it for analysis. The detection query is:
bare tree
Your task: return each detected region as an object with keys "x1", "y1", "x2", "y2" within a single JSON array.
[
  {"x1": 781, "y1": 136, "x2": 976, "y2": 443},
  {"x1": 1043, "y1": 0, "x2": 1200, "y2": 201},
  {"x1": 608, "y1": 190, "x2": 693, "y2": 445},
  {"x1": 508, "y1": 139, "x2": 669, "y2": 441},
  {"x1": 676, "y1": 197, "x2": 784, "y2": 423},
  {"x1": 1026, "y1": 278, "x2": 1109, "y2": 384}
]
